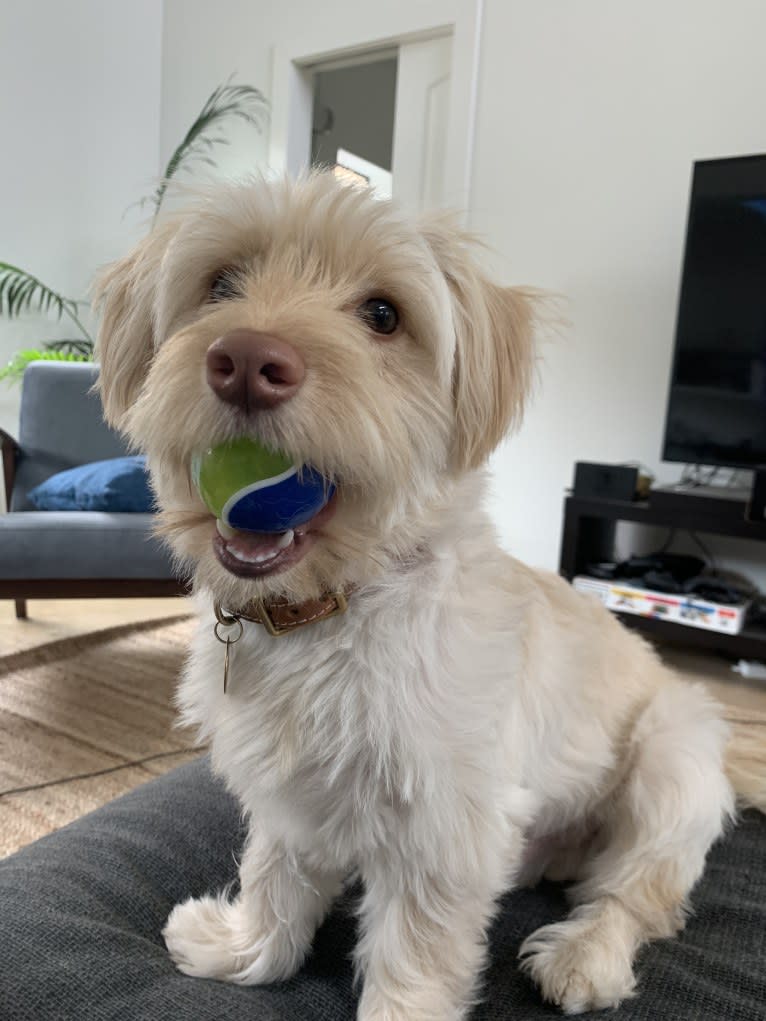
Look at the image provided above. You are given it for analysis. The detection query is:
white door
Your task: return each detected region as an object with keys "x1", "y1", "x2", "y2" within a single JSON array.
[{"x1": 391, "y1": 35, "x2": 452, "y2": 210}]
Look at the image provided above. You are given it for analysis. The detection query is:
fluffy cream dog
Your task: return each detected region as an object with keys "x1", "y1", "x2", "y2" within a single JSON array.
[{"x1": 96, "y1": 173, "x2": 764, "y2": 1020}]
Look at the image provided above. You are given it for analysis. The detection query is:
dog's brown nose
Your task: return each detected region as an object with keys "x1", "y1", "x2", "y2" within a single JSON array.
[{"x1": 206, "y1": 329, "x2": 305, "y2": 411}]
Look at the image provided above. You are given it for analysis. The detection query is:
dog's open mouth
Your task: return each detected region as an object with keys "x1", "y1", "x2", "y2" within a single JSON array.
[{"x1": 212, "y1": 491, "x2": 338, "y2": 578}]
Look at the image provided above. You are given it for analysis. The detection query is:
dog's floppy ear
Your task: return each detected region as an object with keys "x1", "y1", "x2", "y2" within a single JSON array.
[
  {"x1": 421, "y1": 217, "x2": 536, "y2": 471},
  {"x1": 94, "y1": 220, "x2": 176, "y2": 428}
]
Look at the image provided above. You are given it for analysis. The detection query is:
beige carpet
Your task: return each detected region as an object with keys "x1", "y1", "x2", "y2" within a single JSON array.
[{"x1": 0, "y1": 615, "x2": 201, "y2": 857}]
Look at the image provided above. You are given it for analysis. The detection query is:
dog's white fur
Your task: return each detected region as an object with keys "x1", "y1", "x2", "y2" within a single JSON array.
[{"x1": 95, "y1": 174, "x2": 760, "y2": 1019}]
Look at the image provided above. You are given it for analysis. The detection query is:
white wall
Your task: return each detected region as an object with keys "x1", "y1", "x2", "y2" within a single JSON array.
[
  {"x1": 476, "y1": 0, "x2": 766, "y2": 571},
  {"x1": 160, "y1": 0, "x2": 270, "y2": 178},
  {"x1": 160, "y1": 0, "x2": 456, "y2": 177},
  {"x1": 0, "y1": 0, "x2": 163, "y2": 437},
  {"x1": 160, "y1": 0, "x2": 766, "y2": 578}
]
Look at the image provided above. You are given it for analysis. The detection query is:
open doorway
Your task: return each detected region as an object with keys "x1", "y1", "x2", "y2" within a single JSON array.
[
  {"x1": 311, "y1": 55, "x2": 397, "y2": 198},
  {"x1": 308, "y1": 36, "x2": 452, "y2": 208},
  {"x1": 271, "y1": 24, "x2": 462, "y2": 211},
  {"x1": 269, "y1": 5, "x2": 481, "y2": 216}
]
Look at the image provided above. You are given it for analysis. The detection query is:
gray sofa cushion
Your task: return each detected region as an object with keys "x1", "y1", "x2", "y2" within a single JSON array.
[
  {"x1": 0, "y1": 756, "x2": 764, "y2": 1020},
  {"x1": 11, "y1": 362, "x2": 127, "y2": 511},
  {"x1": 0, "y1": 512, "x2": 171, "y2": 579}
]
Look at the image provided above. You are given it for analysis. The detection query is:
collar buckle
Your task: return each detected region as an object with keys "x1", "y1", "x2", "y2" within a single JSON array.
[
  {"x1": 220, "y1": 588, "x2": 353, "y2": 633},
  {"x1": 247, "y1": 590, "x2": 349, "y2": 637}
]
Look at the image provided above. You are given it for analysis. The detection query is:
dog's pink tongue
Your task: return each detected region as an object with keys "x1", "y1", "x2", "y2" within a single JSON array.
[{"x1": 216, "y1": 522, "x2": 294, "y2": 564}]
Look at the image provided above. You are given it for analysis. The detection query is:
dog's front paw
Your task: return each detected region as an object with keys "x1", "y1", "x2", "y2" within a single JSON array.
[
  {"x1": 163, "y1": 895, "x2": 304, "y2": 985},
  {"x1": 519, "y1": 917, "x2": 636, "y2": 1015},
  {"x1": 357, "y1": 983, "x2": 467, "y2": 1021}
]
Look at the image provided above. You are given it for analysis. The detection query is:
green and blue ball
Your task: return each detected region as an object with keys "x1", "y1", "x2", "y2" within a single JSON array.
[{"x1": 192, "y1": 437, "x2": 334, "y2": 533}]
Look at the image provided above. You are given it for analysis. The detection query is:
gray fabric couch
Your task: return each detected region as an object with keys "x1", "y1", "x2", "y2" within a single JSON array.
[
  {"x1": 0, "y1": 756, "x2": 763, "y2": 1020},
  {"x1": 0, "y1": 361, "x2": 183, "y2": 616}
]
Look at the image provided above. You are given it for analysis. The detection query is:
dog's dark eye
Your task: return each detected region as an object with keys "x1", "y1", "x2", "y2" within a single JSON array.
[
  {"x1": 209, "y1": 268, "x2": 241, "y2": 303},
  {"x1": 356, "y1": 298, "x2": 399, "y2": 336}
]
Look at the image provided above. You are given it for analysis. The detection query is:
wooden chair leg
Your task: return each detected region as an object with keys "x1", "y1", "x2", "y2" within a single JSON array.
[{"x1": 14, "y1": 599, "x2": 27, "y2": 620}]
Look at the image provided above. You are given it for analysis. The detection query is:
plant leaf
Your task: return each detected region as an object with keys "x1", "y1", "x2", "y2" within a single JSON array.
[
  {"x1": 0, "y1": 347, "x2": 92, "y2": 385},
  {"x1": 145, "y1": 76, "x2": 268, "y2": 221},
  {"x1": 45, "y1": 338, "x2": 95, "y2": 357},
  {"x1": 0, "y1": 262, "x2": 79, "y2": 323}
]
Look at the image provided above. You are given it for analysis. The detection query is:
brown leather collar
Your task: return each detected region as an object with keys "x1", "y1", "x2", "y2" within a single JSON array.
[{"x1": 215, "y1": 589, "x2": 350, "y2": 637}]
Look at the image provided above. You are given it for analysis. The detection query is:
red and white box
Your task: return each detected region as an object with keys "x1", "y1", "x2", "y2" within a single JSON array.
[{"x1": 573, "y1": 576, "x2": 750, "y2": 635}]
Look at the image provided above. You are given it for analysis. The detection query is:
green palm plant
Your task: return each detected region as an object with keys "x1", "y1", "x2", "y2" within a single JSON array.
[
  {"x1": 145, "y1": 78, "x2": 267, "y2": 223},
  {"x1": 1, "y1": 76, "x2": 268, "y2": 383},
  {"x1": 0, "y1": 262, "x2": 93, "y2": 381}
]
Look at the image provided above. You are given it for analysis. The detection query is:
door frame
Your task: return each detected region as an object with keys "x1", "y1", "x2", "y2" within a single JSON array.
[{"x1": 268, "y1": 0, "x2": 483, "y2": 219}]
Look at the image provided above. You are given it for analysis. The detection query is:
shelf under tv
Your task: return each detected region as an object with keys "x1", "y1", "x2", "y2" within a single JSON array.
[
  {"x1": 559, "y1": 490, "x2": 766, "y2": 659},
  {"x1": 615, "y1": 611, "x2": 766, "y2": 660}
]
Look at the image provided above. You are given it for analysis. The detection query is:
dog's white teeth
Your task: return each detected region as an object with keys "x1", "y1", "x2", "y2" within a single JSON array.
[
  {"x1": 228, "y1": 547, "x2": 281, "y2": 564},
  {"x1": 216, "y1": 519, "x2": 238, "y2": 540},
  {"x1": 217, "y1": 522, "x2": 294, "y2": 566},
  {"x1": 276, "y1": 529, "x2": 294, "y2": 551}
]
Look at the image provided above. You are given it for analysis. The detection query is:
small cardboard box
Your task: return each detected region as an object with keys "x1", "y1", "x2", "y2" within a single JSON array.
[{"x1": 573, "y1": 576, "x2": 749, "y2": 635}]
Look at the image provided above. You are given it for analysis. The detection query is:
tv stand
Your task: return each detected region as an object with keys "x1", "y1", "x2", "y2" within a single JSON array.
[
  {"x1": 559, "y1": 487, "x2": 766, "y2": 659},
  {"x1": 648, "y1": 469, "x2": 766, "y2": 525},
  {"x1": 653, "y1": 481, "x2": 750, "y2": 503}
]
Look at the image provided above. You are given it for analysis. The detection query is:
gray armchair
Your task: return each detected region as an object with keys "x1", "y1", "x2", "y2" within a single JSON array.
[{"x1": 0, "y1": 360, "x2": 184, "y2": 618}]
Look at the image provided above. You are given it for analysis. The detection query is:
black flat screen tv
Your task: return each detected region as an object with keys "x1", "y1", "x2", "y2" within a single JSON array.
[{"x1": 663, "y1": 154, "x2": 766, "y2": 469}]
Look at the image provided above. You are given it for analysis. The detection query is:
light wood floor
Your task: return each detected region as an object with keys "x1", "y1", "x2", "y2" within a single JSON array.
[
  {"x1": 0, "y1": 597, "x2": 191, "y2": 657},
  {"x1": 1, "y1": 596, "x2": 764, "y2": 859},
  {"x1": 3, "y1": 597, "x2": 765, "y2": 712},
  {"x1": 660, "y1": 644, "x2": 766, "y2": 715}
]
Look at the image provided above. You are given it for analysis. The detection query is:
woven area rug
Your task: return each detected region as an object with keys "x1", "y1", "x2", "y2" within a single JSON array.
[{"x1": 0, "y1": 615, "x2": 201, "y2": 858}]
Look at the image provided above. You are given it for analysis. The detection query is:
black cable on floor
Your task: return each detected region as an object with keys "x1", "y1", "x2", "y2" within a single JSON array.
[{"x1": 0, "y1": 748, "x2": 201, "y2": 800}]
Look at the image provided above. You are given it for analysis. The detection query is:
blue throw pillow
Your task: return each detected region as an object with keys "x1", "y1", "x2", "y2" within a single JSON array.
[{"x1": 28, "y1": 456, "x2": 154, "y2": 512}]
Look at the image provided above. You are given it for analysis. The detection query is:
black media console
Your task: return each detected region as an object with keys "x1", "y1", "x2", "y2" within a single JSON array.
[{"x1": 558, "y1": 488, "x2": 766, "y2": 658}]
